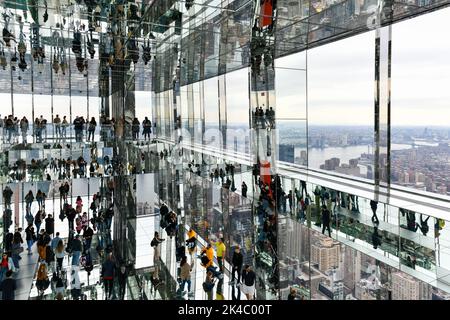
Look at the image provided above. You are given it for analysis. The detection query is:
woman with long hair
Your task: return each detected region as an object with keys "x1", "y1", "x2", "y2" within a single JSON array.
[{"x1": 55, "y1": 240, "x2": 65, "y2": 273}]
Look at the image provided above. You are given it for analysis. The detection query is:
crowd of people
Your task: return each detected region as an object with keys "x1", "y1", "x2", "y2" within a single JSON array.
[
  {"x1": 0, "y1": 174, "x2": 134, "y2": 300},
  {"x1": 0, "y1": 114, "x2": 154, "y2": 144},
  {"x1": 152, "y1": 180, "x2": 257, "y2": 301},
  {"x1": 6, "y1": 146, "x2": 151, "y2": 183}
]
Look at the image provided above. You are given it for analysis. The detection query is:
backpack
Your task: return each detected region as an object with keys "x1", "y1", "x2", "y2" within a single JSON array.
[
  {"x1": 150, "y1": 239, "x2": 157, "y2": 247},
  {"x1": 202, "y1": 281, "x2": 214, "y2": 292}
]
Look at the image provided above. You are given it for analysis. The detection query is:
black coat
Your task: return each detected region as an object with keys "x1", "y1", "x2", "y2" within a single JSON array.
[
  {"x1": 45, "y1": 218, "x2": 54, "y2": 234},
  {"x1": 67, "y1": 209, "x2": 76, "y2": 222},
  {"x1": 232, "y1": 252, "x2": 243, "y2": 268},
  {"x1": 71, "y1": 239, "x2": 82, "y2": 252},
  {"x1": 4, "y1": 233, "x2": 13, "y2": 250},
  {"x1": 13, "y1": 232, "x2": 23, "y2": 244},
  {"x1": 0, "y1": 278, "x2": 16, "y2": 300},
  {"x1": 25, "y1": 227, "x2": 34, "y2": 241}
]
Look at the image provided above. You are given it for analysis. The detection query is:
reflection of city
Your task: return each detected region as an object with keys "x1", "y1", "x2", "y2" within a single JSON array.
[{"x1": 279, "y1": 125, "x2": 450, "y2": 196}]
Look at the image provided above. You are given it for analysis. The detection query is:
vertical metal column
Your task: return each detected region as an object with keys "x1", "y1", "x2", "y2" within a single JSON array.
[
  {"x1": 373, "y1": 1, "x2": 392, "y2": 202},
  {"x1": 249, "y1": 0, "x2": 279, "y2": 300}
]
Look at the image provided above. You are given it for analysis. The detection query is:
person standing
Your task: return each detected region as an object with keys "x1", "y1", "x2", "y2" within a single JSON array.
[
  {"x1": 142, "y1": 117, "x2": 152, "y2": 140},
  {"x1": 132, "y1": 117, "x2": 140, "y2": 140},
  {"x1": 88, "y1": 117, "x2": 96, "y2": 142},
  {"x1": 241, "y1": 265, "x2": 256, "y2": 300},
  {"x1": 231, "y1": 245, "x2": 243, "y2": 285},
  {"x1": 82, "y1": 225, "x2": 94, "y2": 254},
  {"x1": 0, "y1": 253, "x2": 15, "y2": 283},
  {"x1": 203, "y1": 270, "x2": 215, "y2": 300},
  {"x1": 321, "y1": 205, "x2": 332, "y2": 237},
  {"x1": 34, "y1": 211, "x2": 42, "y2": 235},
  {"x1": 12, "y1": 228, "x2": 23, "y2": 269},
  {"x1": 54, "y1": 114, "x2": 61, "y2": 139},
  {"x1": 150, "y1": 232, "x2": 165, "y2": 281},
  {"x1": 25, "y1": 224, "x2": 35, "y2": 254},
  {"x1": 370, "y1": 200, "x2": 379, "y2": 226},
  {"x1": 45, "y1": 214, "x2": 55, "y2": 236},
  {"x1": 0, "y1": 270, "x2": 16, "y2": 300},
  {"x1": 215, "y1": 238, "x2": 226, "y2": 273},
  {"x1": 200, "y1": 242, "x2": 214, "y2": 269},
  {"x1": 67, "y1": 206, "x2": 76, "y2": 231},
  {"x1": 36, "y1": 190, "x2": 44, "y2": 210},
  {"x1": 186, "y1": 228, "x2": 197, "y2": 260},
  {"x1": 20, "y1": 116, "x2": 29, "y2": 143},
  {"x1": 54, "y1": 240, "x2": 65, "y2": 274},
  {"x1": 25, "y1": 190, "x2": 34, "y2": 213},
  {"x1": 71, "y1": 234, "x2": 82, "y2": 266},
  {"x1": 241, "y1": 182, "x2": 248, "y2": 198},
  {"x1": 4, "y1": 231, "x2": 13, "y2": 253},
  {"x1": 101, "y1": 254, "x2": 115, "y2": 300},
  {"x1": 51, "y1": 232, "x2": 61, "y2": 252},
  {"x1": 314, "y1": 186, "x2": 321, "y2": 226},
  {"x1": 61, "y1": 116, "x2": 68, "y2": 139},
  {"x1": 117, "y1": 263, "x2": 128, "y2": 300},
  {"x1": 180, "y1": 256, "x2": 192, "y2": 296}
]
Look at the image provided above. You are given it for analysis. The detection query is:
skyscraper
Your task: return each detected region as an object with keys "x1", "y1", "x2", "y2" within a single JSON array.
[
  {"x1": 392, "y1": 272, "x2": 420, "y2": 300},
  {"x1": 311, "y1": 237, "x2": 341, "y2": 273}
]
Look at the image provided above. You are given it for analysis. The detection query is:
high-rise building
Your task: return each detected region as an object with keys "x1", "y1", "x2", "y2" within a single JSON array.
[
  {"x1": 343, "y1": 247, "x2": 361, "y2": 292},
  {"x1": 311, "y1": 237, "x2": 341, "y2": 273},
  {"x1": 392, "y1": 272, "x2": 420, "y2": 300},
  {"x1": 0, "y1": 0, "x2": 449, "y2": 304}
]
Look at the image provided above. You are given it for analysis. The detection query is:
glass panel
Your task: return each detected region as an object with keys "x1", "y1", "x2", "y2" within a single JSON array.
[
  {"x1": 391, "y1": 8, "x2": 450, "y2": 197},
  {"x1": 308, "y1": 31, "x2": 375, "y2": 180},
  {"x1": 225, "y1": 69, "x2": 249, "y2": 154}
]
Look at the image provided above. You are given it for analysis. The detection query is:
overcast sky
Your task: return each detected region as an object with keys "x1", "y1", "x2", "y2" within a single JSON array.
[{"x1": 1, "y1": 7, "x2": 449, "y2": 127}]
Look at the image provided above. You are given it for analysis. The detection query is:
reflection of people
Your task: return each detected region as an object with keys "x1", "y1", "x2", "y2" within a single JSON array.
[
  {"x1": 0, "y1": 270, "x2": 16, "y2": 300},
  {"x1": 231, "y1": 245, "x2": 243, "y2": 285},
  {"x1": 370, "y1": 200, "x2": 379, "y2": 226},
  {"x1": 372, "y1": 226, "x2": 382, "y2": 249},
  {"x1": 288, "y1": 287, "x2": 297, "y2": 300},
  {"x1": 151, "y1": 232, "x2": 165, "y2": 280},
  {"x1": 405, "y1": 211, "x2": 418, "y2": 232},
  {"x1": 300, "y1": 180, "x2": 307, "y2": 198},
  {"x1": 241, "y1": 265, "x2": 256, "y2": 300},
  {"x1": 435, "y1": 219, "x2": 445, "y2": 238},
  {"x1": 180, "y1": 256, "x2": 192, "y2": 296},
  {"x1": 200, "y1": 242, "x2": 214, "y2": 268},
  {"x1": 321, "y1": 205, "x2": 331, "y2": 237},
  {"x1": 215, "y1": 238, "x2": 226, "y2": 272},
  {"x1": 203, "y1": 271, "x2": 215, "y2": 300},
  {"x1": 314, "y1": 186, "x2": 321, "y2": 226},
  {"x1": 241, "y1": 182, "x2": 248, "y2": 198},
  {"x1": 406, "y1": 255, "x2": 416, "y2": 269},
  {"x1": 186, "y1": 228, "x2": 197, "y2": 258},
  {"x1": 418, "y1": 214, "x2": 430, "y2": 236}
]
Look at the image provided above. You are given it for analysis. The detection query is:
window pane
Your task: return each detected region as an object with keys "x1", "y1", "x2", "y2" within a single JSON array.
[{"x1": 308, "y1": 31, "x2": 375, "y2": 180}]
